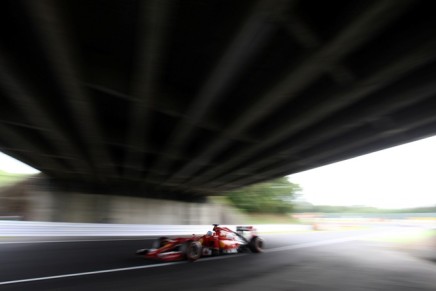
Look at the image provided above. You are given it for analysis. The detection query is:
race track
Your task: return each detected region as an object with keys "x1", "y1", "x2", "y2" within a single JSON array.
[{"x1": 1, "y1": 227, "x2": 435, "y2": 290}]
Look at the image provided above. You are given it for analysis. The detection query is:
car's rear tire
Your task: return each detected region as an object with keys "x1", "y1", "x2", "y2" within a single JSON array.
[
  {"x1": 249, "y1": 236, "x2": 264, "y2": 253},
  {"x1": 183, "y1": 241, "x2": 202, "y2": 261}
]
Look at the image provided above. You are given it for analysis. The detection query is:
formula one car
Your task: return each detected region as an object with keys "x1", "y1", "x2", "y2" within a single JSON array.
[{"x1": 136, "y1": 224, "x2": 263, "y2": 262}]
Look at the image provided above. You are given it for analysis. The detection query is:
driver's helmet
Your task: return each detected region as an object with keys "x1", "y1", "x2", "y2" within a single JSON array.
[{"x1": 206, "y1": 231, "x2": 213, "y2": 236}]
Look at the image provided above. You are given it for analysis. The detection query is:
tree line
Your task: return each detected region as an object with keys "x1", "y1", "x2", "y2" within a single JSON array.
[{"x1": 225, "y1": 177, "x2": 301, "y2": 214}]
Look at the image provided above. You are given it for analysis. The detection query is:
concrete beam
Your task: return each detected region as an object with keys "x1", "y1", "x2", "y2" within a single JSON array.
[
  {"x1": 26, "y1": 0, "x2": 117, "y2": 181},
  {"x1": 182, "y1": 0, "x2": 413, "y2": 188},
  {"x1": 0, "y1": 49, "x2": 91, "y2": 179},
  {"x1": 123, "y1": 0, "x2": 172, "y2": 178},
  {"x1": 198, "y1": 39, "x2": 436, "y2": 189},
  {"x1": 160, "y1": 0, "x2": 295, "y2": 185}
]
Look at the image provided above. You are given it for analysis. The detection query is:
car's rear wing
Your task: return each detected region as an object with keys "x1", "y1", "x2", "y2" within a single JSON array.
[
  {"x1": 236, "y1": 226, "x2": 258, "y2": 238},
  {"x1": 236, "y1": 226, "x2": 254, "y2": 231}
]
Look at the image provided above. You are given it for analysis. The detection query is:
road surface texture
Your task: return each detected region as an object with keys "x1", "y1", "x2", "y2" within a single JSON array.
[{"x1": 1, "y1": 227, "x2": 435, "y2": 290}]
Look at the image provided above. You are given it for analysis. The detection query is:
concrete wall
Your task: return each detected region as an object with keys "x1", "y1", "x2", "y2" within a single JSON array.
[{"x1": 0, "y1": 177, "x2": 247, "y2": 224}]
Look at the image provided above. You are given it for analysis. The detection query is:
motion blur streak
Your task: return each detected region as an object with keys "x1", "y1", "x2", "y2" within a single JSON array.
[
  {"x1": 0, "y1": 232, "x2": 389, "y2": 286},
  {"x1": 0, "y1": 236, "x2": 363, "y2": 285},
  {"x1": 0, "y1": 261, "x2": 185, "y2": 286},
  {"x1": 264, "y1": 232, "x2": 388, "y2": 253},
  {"x1": 1, "y1": 228, "x2": 435, "y2": 290}
]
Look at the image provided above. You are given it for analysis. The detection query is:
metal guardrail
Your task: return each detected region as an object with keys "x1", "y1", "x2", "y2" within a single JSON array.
[{"x1": 0, "y1": 220, "x2": 311, "y2": 237}]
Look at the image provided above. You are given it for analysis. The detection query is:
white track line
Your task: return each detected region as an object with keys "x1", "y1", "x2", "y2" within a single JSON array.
[
  {"x1": 0, "y1": 262, "x2": 185, "y2": 286},
  {"x1": 0, "y1": 233, "x2": 380, "y2": 286}
]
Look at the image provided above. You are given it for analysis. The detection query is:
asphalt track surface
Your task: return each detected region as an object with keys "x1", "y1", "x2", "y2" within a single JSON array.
[{"x1": 1, "y1": 228, "x2": 436, "y2": 290}]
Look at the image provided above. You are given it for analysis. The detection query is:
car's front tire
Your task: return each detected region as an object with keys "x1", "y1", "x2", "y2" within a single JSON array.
[{"x1": 183, "y1": 241, "x2": 202, "y2": 261}]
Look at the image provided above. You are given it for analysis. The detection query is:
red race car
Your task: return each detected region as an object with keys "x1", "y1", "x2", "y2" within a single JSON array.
[{"x1": 136, "y1": 224, "x2": 263, "y2": 262}]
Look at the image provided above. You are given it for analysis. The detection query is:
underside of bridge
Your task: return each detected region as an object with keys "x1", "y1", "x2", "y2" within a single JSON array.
[{"x1": 1, "y1": 0, "x2": 436, "y2": 201}]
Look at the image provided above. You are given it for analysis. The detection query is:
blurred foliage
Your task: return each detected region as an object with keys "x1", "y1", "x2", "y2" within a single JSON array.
[
  {"x1": 0, "y1": 170, "x2": 30, "y2": 187},
  {"x1": 226, "y1": 177, "x2": 301, "y2": 214}
]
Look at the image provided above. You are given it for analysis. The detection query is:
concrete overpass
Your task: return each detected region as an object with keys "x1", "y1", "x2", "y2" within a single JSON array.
[{"x1": 1, "y1": 0, "x2": 436, "y2": 201}]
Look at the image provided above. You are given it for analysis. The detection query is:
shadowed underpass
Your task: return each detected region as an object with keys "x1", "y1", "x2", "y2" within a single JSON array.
[{"x1": 2, "y1": 0, "x2": 436, "y2": 200}]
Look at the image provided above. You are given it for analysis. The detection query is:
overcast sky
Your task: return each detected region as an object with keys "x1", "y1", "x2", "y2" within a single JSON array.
[
  {"x1": 0, "y1": 152, "x2": 40, "y2": 174},
  {"x1": 288, "y1": 135, "x2": 436, "y2": 209}
]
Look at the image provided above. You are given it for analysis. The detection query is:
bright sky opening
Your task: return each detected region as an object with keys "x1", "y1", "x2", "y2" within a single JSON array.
[
  {"x1": 288, "y1": 136, "x2": 436, "y2": 209},
  {"x1": 0, "y1": 152, "x2": 40, "y2": 174}
]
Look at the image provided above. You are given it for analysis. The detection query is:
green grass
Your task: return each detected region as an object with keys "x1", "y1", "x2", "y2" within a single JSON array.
[{"x1": 366, "y1": 229, "x2": 436, "y2": 244}]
